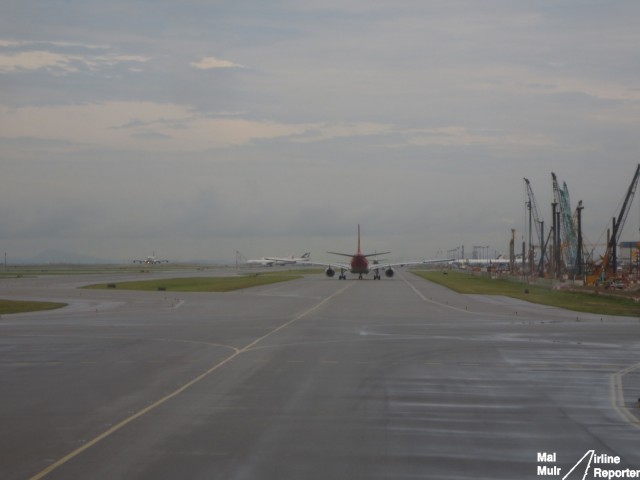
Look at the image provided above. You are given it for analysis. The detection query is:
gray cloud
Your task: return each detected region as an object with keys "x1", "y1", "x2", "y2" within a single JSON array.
[{"x1": 1, "y1": 1, "x2": 639, "y2": 262}]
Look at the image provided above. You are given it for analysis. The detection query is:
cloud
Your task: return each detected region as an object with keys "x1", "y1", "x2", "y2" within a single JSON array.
[
  {"x1": 0, "y1": 40, "x2": 149, "y2": 74},
  {"x1": 0, "y1": 52, "x2": 149, "y2": 74},
  {"x1": 0, "y1": 102, "x2": 398, "y2": 152},
  {"x1": 402, "y1": 126, "x2": 554, "y2": 149},
  {"x1": 0, "y1": 50, "x2": 78, "y2": 73},
  {"x1": 190, "y1": 56, "x2": 246, "y2": 70},
  {"x1": 472, "y1": 66, "x2": 640, "y2": 103},
  {"x1": 288, "y1": 121, "x2": 393, "y2": 143}
]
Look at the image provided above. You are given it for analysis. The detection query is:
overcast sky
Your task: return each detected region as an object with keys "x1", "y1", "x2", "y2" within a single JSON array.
[{"x1": 2, "y1": 1, "x2": 640, "y2": 263}]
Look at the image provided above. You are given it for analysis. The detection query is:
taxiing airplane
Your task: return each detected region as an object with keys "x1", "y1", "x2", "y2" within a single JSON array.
[
  {"x1": 264, "y1": 252, "x2": 311, "y2": 265},
  {"x1": 247, "y1": 252, "x2": 311, "y2": 267},
  {"x1": 451, "y1": 255, "x2": 523, "y2": 268},
  {"x1": 452, "y1": 256, "x2": 508, "y2": 267},
  {"x1": 246, "y1": 257, "x2": 277, "y2": 267},
  {"x1": 303, "y1": 225, "x2": 452, "y2": 280},
  {"x1": 133, "y1": 253, "x2": 169, "y2": 265}
]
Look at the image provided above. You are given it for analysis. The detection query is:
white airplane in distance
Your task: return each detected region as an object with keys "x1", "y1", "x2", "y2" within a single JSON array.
[
  {"x1": 133, "y1": 253, "x2": 169, "y2": 265},
  {"x1": 264, "y1": 252, "x2": 311, "y2": 265},
  {"x1": 303, "y1": 224, "x2": 453, "y2": 280},
  {"x1": 247, "y1": 253, "x2": 311, "y2": 267},
  {"x1": 246, "y1": 257, "x2": 276, "y2": 266},
  {"x1": 451, "y1": 255, "x2": 523, "y2": 268}
]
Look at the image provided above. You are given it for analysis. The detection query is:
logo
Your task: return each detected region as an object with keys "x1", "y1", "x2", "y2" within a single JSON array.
[{"x1": 537, "y1": 450, "x2": 640, "y2": 479}]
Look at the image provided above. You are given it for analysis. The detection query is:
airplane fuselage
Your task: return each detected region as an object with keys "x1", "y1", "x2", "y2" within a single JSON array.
[{"x1": 350, "y1": 253, "x2": 370, "y2": 274}]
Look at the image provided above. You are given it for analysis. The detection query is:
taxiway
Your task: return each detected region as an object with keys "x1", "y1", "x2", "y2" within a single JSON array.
[{"x1": 1, "y1": 269, "x2": 639, "y2": 479}]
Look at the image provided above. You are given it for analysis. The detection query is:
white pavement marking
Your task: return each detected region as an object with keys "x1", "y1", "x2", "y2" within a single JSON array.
[{"x1": 29, "y1": 282, "x2": 354, "y2": 480}]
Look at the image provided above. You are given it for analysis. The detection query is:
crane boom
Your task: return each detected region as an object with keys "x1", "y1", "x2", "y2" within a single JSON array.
[
  {"x1": 524, "y1": 178, "x2": 545, "y2": 276},
  {"x1": 599, "y1": 163, "x2": 640, "y2": 281},
  {"x1": 524, "y1": 178, "x2": 543, "y2": 240},
  {"x1": 551, "y1": 173, "x2": 580, "y2": 272}
]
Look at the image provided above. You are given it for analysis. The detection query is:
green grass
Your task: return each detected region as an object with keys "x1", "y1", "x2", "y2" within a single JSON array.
[
  {"x1": 412, "y1": 270, "x2": 640, "y2": 318},
  {"x1": 84, "y1": 274, "x2": 303, "y2": 292},
  {"x1": 0, "y1": 299, "x2": 67, "y2": 315},
  {"x1": 0, "y1": 265, "x2": 324, "y2": 279},
  {"x1": 0, "y1": 264, "x2": 218, "y2": 278}
]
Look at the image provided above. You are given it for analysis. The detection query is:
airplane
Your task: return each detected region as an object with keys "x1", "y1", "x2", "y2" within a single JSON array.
[
  {"x1": 451, "y1": 255, "x2": 523, "y2": 268},
  {"x1": 246, "y1": 252, "x2": 311, "y2": 267},
  {"x1": 246, "y1": 257, "x2": 277, "y2": 267},
  {"x1": 302, "y1": 225, "x2": 452, "y2": 280},
  {"x1": 264, "y1": 252, "x2": 311, "y2": 265},
  {"x1": 133, "y1": 253, "x2": 169, "y2": 265},
  {"x1": 452, "y1": 255, "x2": 509, "y2": 267}
]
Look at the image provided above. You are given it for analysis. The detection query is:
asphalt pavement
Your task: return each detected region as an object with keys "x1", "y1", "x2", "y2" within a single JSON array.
[{"x1": 1, "y1": 269, "x2": 639, "y2": 479}]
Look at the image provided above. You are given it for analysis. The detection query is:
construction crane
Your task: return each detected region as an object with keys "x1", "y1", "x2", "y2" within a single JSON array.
[
  {"x1": 552, "y1": 173, "x2": 579, "y2": 273},
  {"x1": 524, "y1": 178, "x2": 546, "y2": 276},
  {"x1": 593, "y1": 163, "x2": 640, "y2": 284}
]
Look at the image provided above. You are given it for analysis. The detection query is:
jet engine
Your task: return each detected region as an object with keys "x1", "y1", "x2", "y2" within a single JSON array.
[
  {"x1": 385, "y1": 267, "x2": 395, "y2": 278},
  {"x1": 325, "y1": 267, "x2": 335, "y2": 278}
]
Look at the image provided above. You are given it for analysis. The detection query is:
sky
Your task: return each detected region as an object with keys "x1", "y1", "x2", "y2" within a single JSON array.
[{"x1": 1, "y1": 1, "x2": 640, "y2": 263}]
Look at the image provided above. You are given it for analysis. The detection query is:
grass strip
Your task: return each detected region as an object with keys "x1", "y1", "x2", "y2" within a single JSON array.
[
  {"x1": 0, "y1": 299, "x2": 67, "y2": 315},
  {"x1": 412, "y1": 270, "x2": 640, "y2": 318},
  {"x1": 84, "y1": 275, "x2": 303, "y2": 292}
]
